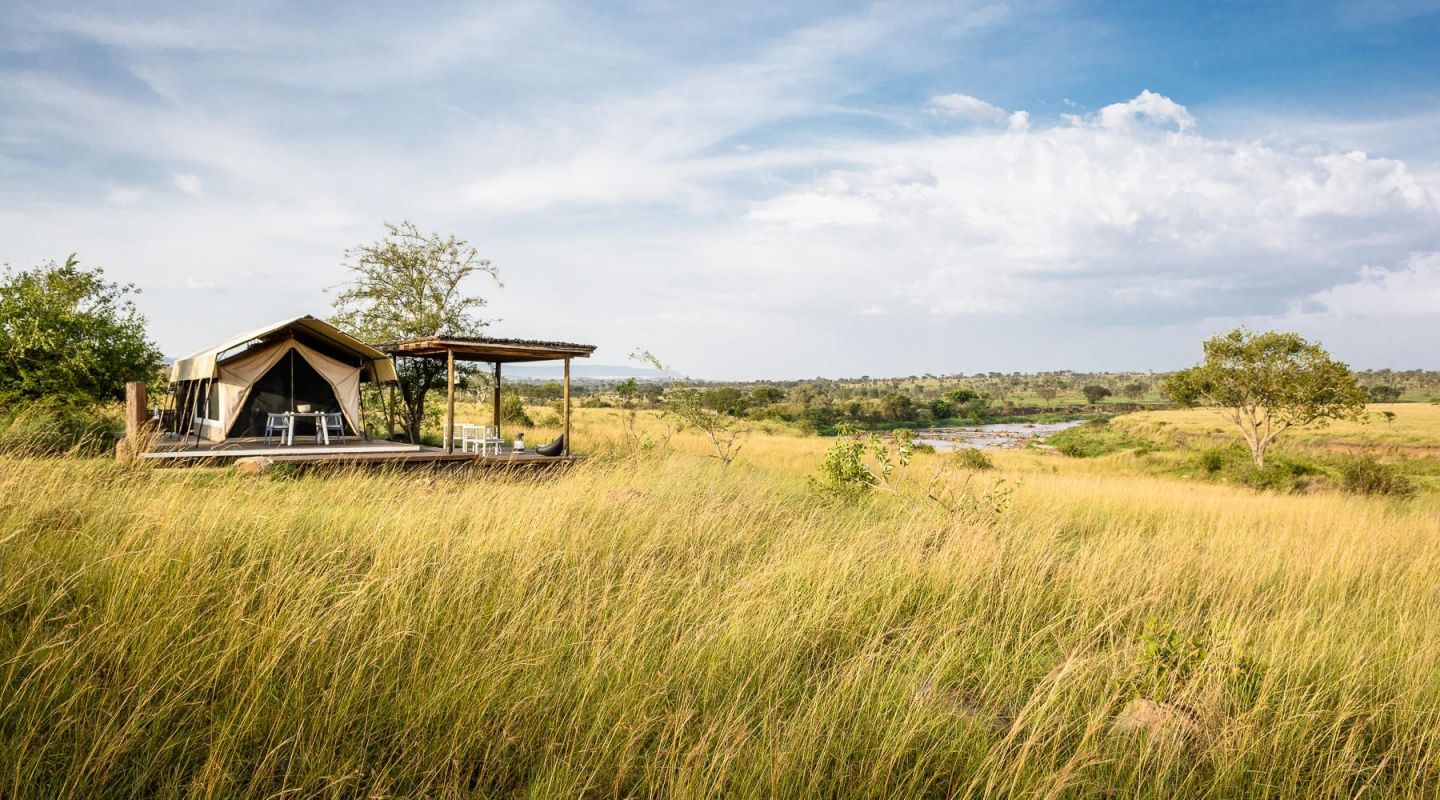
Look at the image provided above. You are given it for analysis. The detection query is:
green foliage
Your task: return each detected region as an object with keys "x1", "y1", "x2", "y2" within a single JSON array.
[
  {"x1": 1368, "y1": 387, "x2": 1402, "y2": 405},
  {"x1": 1197, "y1": 445, "x2": 1237, "y2": 474},
  {"x1": 0, "y1": 255, "x2": 161, "y2": 405},
  {"x1": 615, "y1": 378, "x2": 639, "y2": 404},
  {"x1": 330, "y1": 221, "x2": 500, "y2": 441},
  {"x1": 1133, "y1": 618, "x2": 1265, "y2": 708},
  {"x1": 944, "y1": 387, "x2": 981, "y2": 405},
  {"x1": 1336, "y1": 455, "x2": 1417, "y2": 498},
  {"x1": 813, "y1": 426, "x2": 878, "y2": 499},
  {"x1": 1137, "y1": 617, "x2": 1209, "y2": 690},
  {"x1": 749, "y1": 385, "x2": 785, "y2": 405},
  {"x1": 1165, "y1": 328, "x2": 1368, "y2": 467},
  {"x1": 663, "y1": 386, "x2": 744, "y2": 467},
  {"x1": 701, "y1": 386, "x2": 750, "y2": 416},
  {"x1": 1367, "y1": 385, "x2": 1402, "y2": 403},
  {"x1": 331, "y1": 221, "x2": 498, "y2": 341},
  {"x1": 952, "y1": 447, "x2": 995, "y2": 470},
  {"x1": 1081, "y1": 384, "x2": 1113, "y2": 404},
  {"x1": 1046, "y1": 420, "x2": 1156, "y2": 458},
  {"x1": 879, "y1": 392, "x2": 916, "y2": 422},
  {"x1": 500, "y1": 392, "x2": 532, "y2": 426},
  {"x1": 1237, "y1": 455, "x2": 1320, "y2": 493},
  {"x1": 1178, "y1": 444, "x2": 1329, "y2": 493}
]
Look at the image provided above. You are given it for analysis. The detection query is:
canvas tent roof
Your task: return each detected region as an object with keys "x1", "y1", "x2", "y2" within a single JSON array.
[{"x1": 170, "y1": 315, "x2": 398, "y2": 383}]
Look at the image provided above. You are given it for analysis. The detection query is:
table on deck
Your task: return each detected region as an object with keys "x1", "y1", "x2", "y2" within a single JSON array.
[{"x1": 281, "y1": 411, "x2": 333, "y2": 446}]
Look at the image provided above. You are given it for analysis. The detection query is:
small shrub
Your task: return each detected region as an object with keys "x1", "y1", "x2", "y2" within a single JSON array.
[
  {"x1": 953, "y1": 447, "x2": 995, "y2": 470},
  {"x1": 500, "y1": 393, "x2": 533, "y2": 426},
  {"x1": 1196, "y1": 444, "x2": 1248, "y2": 474},
  {"x1": 1137, "y1": 616, "x2": 1209, "y2": 690},
  {"x1": 1238, "y1": 455, "x2": 1319, "y2": 493},
  {"x1": 1336, "y1": 455, "x2": 1416, "y2": 498},
  {"x1": 812, "y1": 433, "x2": 876, "y2": 499},
  {"x1": 1198, "y1": 447, "x2": 1228, "y2": 473}
]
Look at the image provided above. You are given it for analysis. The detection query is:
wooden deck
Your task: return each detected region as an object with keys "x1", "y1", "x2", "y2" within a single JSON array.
[{"x1": 142, "y1": 436, "x2": 581, "y2": 468}]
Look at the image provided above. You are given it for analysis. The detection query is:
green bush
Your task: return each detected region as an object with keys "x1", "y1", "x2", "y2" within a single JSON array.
[
  {"x1": 1182, "y1": 445, "x2": 1335, "y2": 494},
  {"x1": 1336, "y1": 455, "x2": 1417, "y2": 498},
  {"x1": 953, "y1": 447, "x2": 995, "y2": 470},
  {"x1": 1238, "y1": 455, "x2": 1320, "y2": 493},
  {"x1": 1198, "y1": 446, "x2": 1231, "y2": 473},
  {"x1": 812, "y1": 434, "x2": 876, "y2": 500},
  {"x1": 500, "y1": 393, "x2": 533, "y2": 426}
]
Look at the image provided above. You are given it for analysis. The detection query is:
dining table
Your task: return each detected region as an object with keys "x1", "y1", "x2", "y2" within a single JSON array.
[{"x1": 281, "y1": 411, "x2": 330, "y2": 446}]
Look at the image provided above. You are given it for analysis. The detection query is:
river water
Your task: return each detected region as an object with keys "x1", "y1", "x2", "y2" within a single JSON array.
[{"x1": 914, "y1": 420, "x2": 1085, "y2": 450}]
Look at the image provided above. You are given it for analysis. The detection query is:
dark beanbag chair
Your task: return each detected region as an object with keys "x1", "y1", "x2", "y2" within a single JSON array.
[{"x1": 536, "y1": 435, "x2": 565, "y2": 457}]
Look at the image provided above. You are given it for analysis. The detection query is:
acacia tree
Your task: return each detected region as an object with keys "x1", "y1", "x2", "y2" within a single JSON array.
[
  {"x1": 330, "y1": 222, "x2": 500, "y2": 441},
  {"x1": 1164, "y1": 328, "x2": 1367, "y2": 467},
  {"x1": 0, "y1": 255, "x2": 161, "y2": 405}
]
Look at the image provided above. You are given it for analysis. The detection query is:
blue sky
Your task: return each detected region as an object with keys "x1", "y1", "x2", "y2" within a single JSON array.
[{"x1": 2, "y1": 1, "x2": 1438, "y2": 378}]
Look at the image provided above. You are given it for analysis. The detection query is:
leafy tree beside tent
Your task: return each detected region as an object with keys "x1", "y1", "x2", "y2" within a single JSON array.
[
  {"x1": 0, "y1": 255, "x2": 161, "y2": 406},
  {"x1": 330, "y1": 222, "x2": 500, "y2": 442}
]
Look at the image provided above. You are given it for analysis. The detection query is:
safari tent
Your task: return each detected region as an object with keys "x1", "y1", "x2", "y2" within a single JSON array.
[{"x1": 168, "y1": 316, "x2": 397, "y2": 442}]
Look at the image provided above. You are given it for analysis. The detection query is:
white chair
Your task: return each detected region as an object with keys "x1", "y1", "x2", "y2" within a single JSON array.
[
  {"x1": 459, "y1": 424, "x2": 502, "y2": 455},
  {"x1": 264, "y1": 412, "x2": 289, "y2": 445},
  {"x1": 320, "y1": 413, "x2": 346, "y2": 445}
]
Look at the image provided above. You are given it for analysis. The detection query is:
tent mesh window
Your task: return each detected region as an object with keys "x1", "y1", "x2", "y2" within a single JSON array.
[{"x1": 227, "y1": 349, "x2": 351, "y2": 438}]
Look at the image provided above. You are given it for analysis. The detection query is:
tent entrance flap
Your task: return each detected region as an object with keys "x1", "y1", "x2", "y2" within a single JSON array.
[{"x1": 226, "y1": 349, "x2": 354, "y2": 438}]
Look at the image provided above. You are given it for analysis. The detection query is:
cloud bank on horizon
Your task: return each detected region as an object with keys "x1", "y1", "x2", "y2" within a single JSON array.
[{"x1": 1, "y1": 1, "x2": 1438, "y2": 378}]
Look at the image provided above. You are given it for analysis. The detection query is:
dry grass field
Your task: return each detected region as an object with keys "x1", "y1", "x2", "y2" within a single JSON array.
[
  {"x1": 1113, "y1": 404, "x2": 1440, "y2": 454},
  {"x1": 3, "y1": 409, "x2": 1439, "y2": 798}
]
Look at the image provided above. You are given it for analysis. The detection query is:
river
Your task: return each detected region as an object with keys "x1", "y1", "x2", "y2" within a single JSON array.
[{"x1": 914, "y1": 419, "x2": 1086, "y2": 450}]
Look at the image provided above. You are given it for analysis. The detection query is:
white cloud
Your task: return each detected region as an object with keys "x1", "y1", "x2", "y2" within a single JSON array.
[
  {"x1": 749, "y1": 192, "x2": 883, "y2": 227},
  {"x1": 2, "y1": 1, "x2": 1437, "y2": 376},
  {"x1": 744, "y1": 91, "x2": 1438, "y2": 324},
  {"x1": 105, "y1": 186, "x2": 145, "y2": 206},
  {"x1": 173, "y1": 173, "x2": 203, "y2": 195},
  {"x1": 1096, "y1": 89, "x2": 1196, "y2": 131},
  {"x1": 1305, "y1": 252, "x2": 1440, "y2": 316},
  {"x1": 927, "y1": 93, "x2": 1007, "y2": 121}
]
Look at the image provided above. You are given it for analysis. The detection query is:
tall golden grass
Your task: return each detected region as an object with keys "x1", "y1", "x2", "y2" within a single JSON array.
[
  {"x1": 2, "y1": 413, "x2": 1439, "y2": 797},
  {"x1": 1116, "y1": 403, "x2": 1440, "y2": 452}
]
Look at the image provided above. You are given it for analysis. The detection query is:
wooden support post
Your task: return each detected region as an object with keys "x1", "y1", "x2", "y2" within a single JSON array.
[
  {"x1": 387, "y1": 383, "x2": 397, "y2": 439},
  {"x1": 445, "y1": 348, "x2": 456, "y2": 453},
  {"x1": 125, "y1": 381, "x2": 148, "y2": 441},
  {"x1": 562, "y1": 358, "x2": 571, "y2": 456},
  {"x1": 119, "y1": 381, "x2": 149, "y2": 461},
  {"x1": 492, "y1": 362, "x2": 502, "y2": 438}
]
